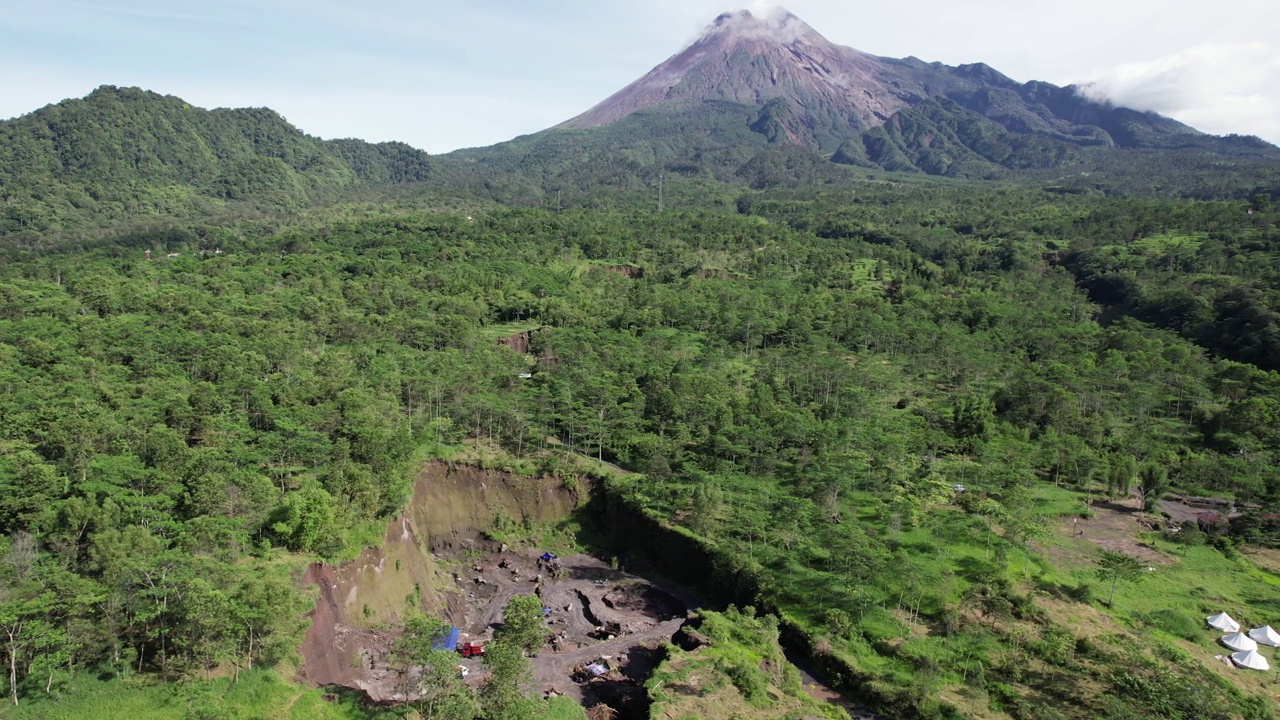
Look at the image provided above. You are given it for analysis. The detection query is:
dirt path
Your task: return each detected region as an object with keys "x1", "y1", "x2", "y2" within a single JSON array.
[{"x1": 784, "y1": 648, "x2": 886, "y2": 720}]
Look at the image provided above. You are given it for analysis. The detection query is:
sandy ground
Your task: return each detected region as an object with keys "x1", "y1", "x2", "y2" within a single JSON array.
[{"x1": 449, "y1": 550, "x2": 689, "y2": 708}]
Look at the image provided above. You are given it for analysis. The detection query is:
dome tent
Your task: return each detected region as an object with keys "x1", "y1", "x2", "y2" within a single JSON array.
[
  {"x1": 1231, "y1": 649, "x2": 1271, "y2": 671},
  {"x1": 1207, "y1": 612, "x2": 1241, "y2": 633},
  {"x1": 1221, "y1": 632, "x2": 1258, "y2": 652},
  {"x1": 1248, "y1": 626, "x2": 1280, "y2": 647}
]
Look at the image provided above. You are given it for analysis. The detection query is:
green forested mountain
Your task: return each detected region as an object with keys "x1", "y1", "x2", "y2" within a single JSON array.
[
  {"x1": 0, "y1": 86, "x2": 432, "y2": 238},
  {"x1": 3, "y1": 73, "x2": 1278, "y2": 250}
]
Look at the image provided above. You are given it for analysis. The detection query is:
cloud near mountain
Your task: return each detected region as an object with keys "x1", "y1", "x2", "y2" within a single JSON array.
[{"x1": 1080, "y1": 42, "x2": 1280, "y2": 144}]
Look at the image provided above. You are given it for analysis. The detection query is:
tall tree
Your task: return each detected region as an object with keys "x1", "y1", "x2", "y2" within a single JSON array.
[
  {"x1": 478, "y1": 642, "x2": 538, "y2": 720},
  {"x1": 391, "y1": 616, "x2": 476, "y2": 719},
  {"x1": 1095, "y1": 550, "x2": 1146, "y2": 607},
  {"x1": 496, "y1": 595, "x2": 546, "y2": 655},
  {"x1": 1138, "y1": 462, "x2": 1171, "y2": 513},
  {"x1": 1107, "y1": 455, "x2": 1138, "y2": 500}
]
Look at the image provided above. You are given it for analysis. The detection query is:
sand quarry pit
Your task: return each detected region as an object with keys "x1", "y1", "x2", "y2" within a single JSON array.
[
  {"x1": 453, "y1": 549, "x2": 690, "y2": 712},
  {"x1": 302, "y1": 543, "x2": 691, "y2": 714}
]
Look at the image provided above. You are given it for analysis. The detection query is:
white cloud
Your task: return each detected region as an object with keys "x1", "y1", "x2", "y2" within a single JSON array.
[{"x1": 1078, "y1": 43, "x2": 1280, "y2": 144}]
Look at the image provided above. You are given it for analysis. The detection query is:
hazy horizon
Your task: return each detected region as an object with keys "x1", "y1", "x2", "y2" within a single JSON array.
[{"x1": 2, "y1": 1, "x2": 1277, "y2": 152}]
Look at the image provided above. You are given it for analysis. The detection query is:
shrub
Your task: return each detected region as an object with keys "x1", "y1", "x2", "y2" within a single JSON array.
[{"x1": 1135, "y1": 609, "x2": 1201, "y2": 642}]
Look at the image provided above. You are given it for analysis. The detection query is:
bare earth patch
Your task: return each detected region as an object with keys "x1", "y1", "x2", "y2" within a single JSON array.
[
  {"x1": 1241, "y1": 546, "x2": 1280, "y2": 575},
  {"x1": 1057, "y1": 496, "x2": 1176, "y2": 566}
]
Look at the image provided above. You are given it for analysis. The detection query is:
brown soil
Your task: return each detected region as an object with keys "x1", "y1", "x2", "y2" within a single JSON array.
[
  {"x1": 297, "y1": 459, "x2": 875, "y2": 716},
  {"x1": 592, "y1": 264, "x2": 644, "y2": 279},
  {"x1": 1160, "y1": 494, "x2": 1243, "y2": 525},
  {"x1": 452, "y1": 549, "x2": 690, "y2": 705},
  {"x1": 497, "y1": 329, "x2": 538, "y2": 354},
  {"x1": 306, "y1": 544, "x2": 691, "y2": 707},
  {"x1": 1057, "y1": 494, "x2": 1176, "y2": 566},
  {"x1": 298, "y1": 458, "x2": 682, "y2": 710},
  {"x1": 299, "y1": 514, "x2": 453, "y2": 699},
  {"x1": 407, "y1": 461, "x2": 585, "y2": 552},
  {"x1": 299, "y1": 461, "x2": 582, "y2": 699}
]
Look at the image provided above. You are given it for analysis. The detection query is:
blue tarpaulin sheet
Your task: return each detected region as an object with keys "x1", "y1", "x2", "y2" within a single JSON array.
[
  {"x1": 433, "y1": 627, "x2": 460, "y2": 652},
  {"x1": 539, "y1": 552, "x2": 557, "y2": 562}
]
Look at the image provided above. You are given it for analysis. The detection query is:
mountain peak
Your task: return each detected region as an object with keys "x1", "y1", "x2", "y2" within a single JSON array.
[
  {"x1": 557, "y1": 8, "x2": 916, "y2": 135},
  {"x1": 704, "y1": 7, "x2": 819, "y2": 45},
  {"x1": 556, "y1": 8, "x2": 1210, "y2": 156}
]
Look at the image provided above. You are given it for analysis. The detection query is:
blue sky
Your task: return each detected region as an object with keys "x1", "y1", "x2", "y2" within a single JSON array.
[{"x1": 2, "y1": 0, "x2": 1277, "y2": 152}]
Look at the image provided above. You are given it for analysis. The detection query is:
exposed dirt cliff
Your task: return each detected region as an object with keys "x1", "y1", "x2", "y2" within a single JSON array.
[
  {"x1": 407, "y1": 461, "x2": 586, "y2": 551},
  {"x1": 299, "y1": 461, "x2": 584, "y2": 693}
]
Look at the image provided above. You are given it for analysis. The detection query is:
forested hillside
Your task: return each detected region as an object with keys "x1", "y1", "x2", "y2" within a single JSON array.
[
  {"x1": 0, "y1": 87, "x2": 432, "y2": 239},
  {"x1": 2, "y1": 179, "x2": 1280, "y2": 718},
  {"x1": 4, "y1": 84, "x2": 1278, "y2": 259}
]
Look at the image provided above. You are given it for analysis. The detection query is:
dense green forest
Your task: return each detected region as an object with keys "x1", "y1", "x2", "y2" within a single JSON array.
[
  {"x1": 0, "y1": 87, "x2": 433, "y2": 239},
  {"x1": 2, "y1": 171, "x2": 1280, "y2": 718},
  {"x1": 5, "y1": 86, "x2": 1280, "y2": 253}
]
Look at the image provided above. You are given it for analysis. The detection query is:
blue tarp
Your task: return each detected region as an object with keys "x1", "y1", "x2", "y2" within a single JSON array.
[
  {"x1": 433, "y1": 627, "x2": 460, "y2": 652},
  {"x1": 539, "y1": 552, "x2": 557, "y2": 562}
]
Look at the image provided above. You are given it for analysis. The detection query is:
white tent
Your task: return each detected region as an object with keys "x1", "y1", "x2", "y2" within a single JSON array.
[
  {"x1": 1231, "y1": 649, "x2": 1271, "y2": 671},
  {"x1": 1222, "y1": 632, "x2": 1259, "y2": 652},
  {"x1": 1248, "y1": 626, "x2": 1280, "y2": 647},
  {"x1": 1207, "y1": 612, "x2": 1241, "y2": 633}
]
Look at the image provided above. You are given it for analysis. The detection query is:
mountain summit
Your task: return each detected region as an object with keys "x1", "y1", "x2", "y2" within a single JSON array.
[
  {"x1": 556, "y1": 7, "x2": 1241, "y2": 159},
  {"x1": 560, "y1": 7, "x2": 958, "y2": 141}
]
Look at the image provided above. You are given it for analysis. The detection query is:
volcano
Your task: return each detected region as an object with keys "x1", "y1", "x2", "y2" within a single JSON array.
[
  {"x1": 561, "y1": 9, "x2": 985, "y2": 142},
  {"x1": 451, "y1": 7, "x2": 1277, "y2": 189},
  {"x1": 557, "y1": 7, "x2": 1211, "y2": 155}
]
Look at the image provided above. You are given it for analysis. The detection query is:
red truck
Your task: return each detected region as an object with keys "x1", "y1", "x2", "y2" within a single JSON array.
[{"x1": 458, "y1": 643, "x2": 485, "y2": 658}]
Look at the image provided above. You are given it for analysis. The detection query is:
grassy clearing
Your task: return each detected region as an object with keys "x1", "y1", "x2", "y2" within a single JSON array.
[
  {"x1": 1031, "y1": 484, "x2": 1092, "y2": 518},
  {"x1": 7, "y1": 670, "x2": 381, "y2": 720},
  {"x1": 1040, "y1": 532, "x2": 1280, "y2": 631},
  {"x1": 679, "y1": 464, "x2": 1280, "y2": 717},
  {"x1": 1130, "y1": 231, "x2": 1208, "y2": 256},
  {"x1": 442, "y1": 437, "x2": 629, "y2": 483},
  {"x1": 1030, "y1": 499, "x2": 1280, "y2": 709},
  {"x1": 573, "y1": 259, "x2": 644, "y2": 278},
  {"x1": 478, "y1": 320, "x2": 543, "y2": 341},
  {"x1": 849, "y1": 258, "x2": 893, "y2": 296}
]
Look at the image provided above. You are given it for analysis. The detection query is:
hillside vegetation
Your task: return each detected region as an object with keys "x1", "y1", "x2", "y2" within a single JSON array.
[
  {"x1": 0, "y1": 87, "x2": 432, "y2": 238},
  {"x1": 1, "y1": 177, "x2": 1279, "y2": 718}
]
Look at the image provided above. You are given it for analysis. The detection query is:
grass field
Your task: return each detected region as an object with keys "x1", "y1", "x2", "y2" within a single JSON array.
[
  {"x1": 1130, "y1": 231, "x2": 1208, "y2": 256},
  {"x1": 6, "y1": 670, "x2": 382, "y2": 720},
  {"x1": 477, "y1": 320, "x2": 543, "y2": 341}
]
